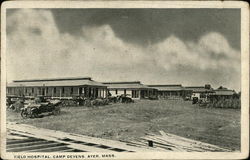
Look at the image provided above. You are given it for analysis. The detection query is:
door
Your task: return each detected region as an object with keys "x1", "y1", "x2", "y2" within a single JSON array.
[
  {"x1": 42, "y1": 88, "x2": 45, "y2": 96},
  {"x1": 79, "y1": 87, "x2": 82, "y2": 96}
]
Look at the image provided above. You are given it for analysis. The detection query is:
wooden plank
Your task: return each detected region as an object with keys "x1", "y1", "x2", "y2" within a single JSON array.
[
  {"x1": 145, "y1": 135, "x2": 207, "y2": 151},
  {"x1": 164, "y1": 132, "x2": 229, "y2": 150},
  {"x1": 60, "y1": 148, "x2": 81, "y2": 152},
  {"x1": 9, "y1": 130, "x2": 117, "y2": 152},
  {"x1": 142, "y1": 136, "x2": 198, "y2": 151},
  {"x1": 66, "y1": 144, "x2": 117, "y2": 152},
  {"x1": 7, "y1": 138, "x2": 44, "y2": 145},
  {"x1": 143, "y1": 135, "x2": 226, "y2": 152},
  {"x1": 7, "y1": 142, "x2": 65, "y2": 152},
  {"x1": 148, "y1": 132, "x2": 230, "y2": 152},
  {"x1": 141, "y1": 136, "x2": 189, "y2": 152},
  {"x1": 28, "y1": 146, "x2": 75, "y2": 152},
  {"x1": 7, "y1": 123, "x2": 162, "y2": 152},
  {"x1": 7, "y1": 141, "x2": 55, "y2": 149},
  {"x1": 8, "y1": 129, "x2": 120, "y2": 152},
  {"x1": 7, "y1": 135, "x2": 29, "y2": 140},
  {"x1": 154, "y1": 135, "x2": 223, "y2": 151}
]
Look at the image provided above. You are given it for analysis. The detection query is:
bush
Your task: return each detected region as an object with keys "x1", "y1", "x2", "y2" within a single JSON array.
[{"x1": 208, "y1": 98, "x2": 240, "y2": 109}]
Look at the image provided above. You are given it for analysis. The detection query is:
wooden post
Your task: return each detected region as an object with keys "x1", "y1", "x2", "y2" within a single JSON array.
[
  {"x1": 60, "y1": 88, "x2": 62, "y2": 98},
  {"x1": 105, "y1": 88, "x2": 107, "y2": 98},
  {"x1": 93, "y1": 87, "x2": 96, "y2": 98},
  {"x1": 148, "y1": 140, "x2": 153, "y2": 147}
]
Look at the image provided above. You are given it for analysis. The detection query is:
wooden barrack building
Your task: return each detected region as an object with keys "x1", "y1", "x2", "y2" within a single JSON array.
[
  {"x1": 7, "y1": 77, "x2": 108, "y2": 99},
  {"x1": 103, "y1": 81, "x2": 158, "y2": 99}
]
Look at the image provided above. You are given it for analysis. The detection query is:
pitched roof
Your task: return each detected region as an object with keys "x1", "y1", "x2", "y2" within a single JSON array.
[
  {"x1": 7, "y1": 77, "x2": 106, "y2": 87},
  {"x1": 13, "y1": 77, "x2": 92, "y2": 82},
  {"x1": 147, "y1": 84, "x2": 184, "y2": 91},
  {"x1": 213, "y1": 89, "x2": 235, "y2": 96},
  {"x1": 103, "y1": 81, "x2": 154, "y2": 90},
  {"x1": 185, "y1": 86, "x2": 214, "y2": 93}
]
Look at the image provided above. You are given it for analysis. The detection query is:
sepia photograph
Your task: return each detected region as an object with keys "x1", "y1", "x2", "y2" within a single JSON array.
[{"x1": 1, "y1": 1, "x2": 249, "y2": 159}]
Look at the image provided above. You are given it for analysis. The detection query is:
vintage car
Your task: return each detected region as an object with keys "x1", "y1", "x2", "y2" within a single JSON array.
[
  {"x1": 6, "y1": 96, "x2": 22, "y2": 107},
  {"x1": 21, "y1": 99, "x2": 61, "y2": 118},
  {"x1": 118, "y1": 94, "x2": 134, "y2": 103}
]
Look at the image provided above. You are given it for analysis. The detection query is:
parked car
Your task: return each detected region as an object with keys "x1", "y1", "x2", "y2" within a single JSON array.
[
  {"x1": 6, "y1": 96, "x2": 21, "y2": 107},
  {"x1": 184, "y1": 96, "x2": 191, "y2": 101},
  {"x1": 21, "y1": 100, "x2": 61, "y2": 118},
  {"x1": 8, "y1": 99, "x2": 24, "y2": 112},
  {"x1": 118, "y1": 94, "x2": 134, "y2": 103},
  {"x1": 192, "y1": 97, "x2": 199, "y2": 104}
]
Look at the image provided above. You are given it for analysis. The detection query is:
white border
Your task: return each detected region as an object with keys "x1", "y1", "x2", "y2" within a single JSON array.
[{"x1": 1, "y1": 1, "x2": 249, "y2": 159}]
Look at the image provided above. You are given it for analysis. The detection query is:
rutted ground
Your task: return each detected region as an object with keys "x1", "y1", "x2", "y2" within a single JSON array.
[{"x1": 7, "y1": 100, "x2": 241, "y2": 151}]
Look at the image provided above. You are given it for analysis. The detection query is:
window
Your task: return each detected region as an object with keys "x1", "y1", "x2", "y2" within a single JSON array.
[
  {"x1": 62, "y1": 87, "x2": 65, "y2": 94},
  {"x1": 38, "y1": 88, "x2": 40, "y2": 94},
  {"x1": 115, "y1": 89, "x2": 118, "y2": 94},
  {"x1": 54, "y1": 88, "x2": 56, "y2": 94},
  {"x1": 70, "y1": 87, "x2": 73, "y2": 94},
  {"x1": 46, "y1": 87, "x2": 48, "y2": 93},
  {"x1": 132, "y1": 90, "x2": 139, "y2": 98},
  {"x1": 124, "y1": 89, "x2": 126, "y2": 95},
  {"x1": 200, "y1": 93, "x2": 206, "y2": 98},
  {"x1": 32, "y1": 88, "x2": 34, "y2": 93}
]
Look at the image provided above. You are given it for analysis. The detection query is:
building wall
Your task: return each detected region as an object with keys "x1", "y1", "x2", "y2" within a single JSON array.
[
  {"x1": 108, "y1": 88, "x2": 156, "y2": 99},
  {"x1": 7, "y1": 86, "x2": 107, "y2": 98},
  {"x1": 108, "y1": 89, "x2": 140, "y2": 99},
  {"x1": 158, "y1": 90, "x2": 184, "y2": 99}
]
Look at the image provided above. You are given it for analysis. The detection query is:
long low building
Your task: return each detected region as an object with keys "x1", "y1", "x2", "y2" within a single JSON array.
[
  {"x1": 210, "y1": 87, "x2": 236, "y2": 99},
  {"x1": 7, "y1": 77, "x2": 108, "y2": 99},
  {"x1": 147, "y1": 84, "x2": 190, "y2": 99},
  {"x1": 185, "y1": 84, "x2": 214, "y2": 100},
  {"x1": 103, "y1": 81, "x2": 158, "y2": 99}
]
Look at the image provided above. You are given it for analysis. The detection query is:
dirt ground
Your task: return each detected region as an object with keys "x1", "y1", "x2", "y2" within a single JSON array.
[{"x1": 6, "y1": 100, "x2": 241, "y2": 151}]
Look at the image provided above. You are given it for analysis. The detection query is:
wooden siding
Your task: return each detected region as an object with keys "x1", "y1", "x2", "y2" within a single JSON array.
[{"x1": 7, "y1": 86, "x2": 108, "y2": 98}]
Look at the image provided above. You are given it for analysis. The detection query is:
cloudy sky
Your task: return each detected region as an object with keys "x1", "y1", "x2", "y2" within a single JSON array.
[{"x1": 6, "y1": 9, "x2": 241, "y2": 91}]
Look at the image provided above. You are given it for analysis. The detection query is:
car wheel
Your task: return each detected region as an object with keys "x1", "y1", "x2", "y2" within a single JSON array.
[{"x1": 21, "y1": 110, "x2": 28, "y2": 118}]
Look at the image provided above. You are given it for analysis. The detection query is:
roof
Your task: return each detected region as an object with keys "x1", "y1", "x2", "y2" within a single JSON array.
[
  {"x1": 103, "y1": 81, "x2": 141, "y2": 84},
  {"x1": 103, "y1": 81, "x2": 155, "y2": 90},
  {"x1": 213, "y1": 89, "x2": 235, "y2": 96},
  {"x1": 7, "y1": 77, "x2": 106, "y2": 87},
  {"x1": 13, "y1": 77, "x2": 92, "y2": 82},
  {"x1": 147, "y1": 84, "x2": 184, "y2": 91},
  {"x1": 185, "y1": 86, "x2": 214, "y2": 93}
]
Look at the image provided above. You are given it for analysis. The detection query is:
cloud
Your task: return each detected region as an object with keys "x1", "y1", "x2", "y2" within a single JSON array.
[
  {"x1": 153, "y1": 32, "x2": 240, "y2": 71},
  {"x1": 6, "y1": 9, "x2": 241, "y2": 91}
]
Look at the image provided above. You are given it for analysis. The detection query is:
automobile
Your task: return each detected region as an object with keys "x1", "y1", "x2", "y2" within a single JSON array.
[
  {"x1": 149, "y1": 95, "x2": 158, "y2": 100},
  {"x1": 118, "y1": 94, "x2": 134, "y2": 103},
  {"x1": 184, "y1": 96, "x2": 191, "y2": 101},
  {"x1": 192, "y1": 97, "x2": 199, "y2": 104},
  {"x1": 6, "y1": 96, "x2": 21, "y2": 107},
  {"x1": 21, "y1": 99, "x2": 61, "y2": 118},
  {"x1": 8, "y1": 99, "x2": 24, "y2": 112}
]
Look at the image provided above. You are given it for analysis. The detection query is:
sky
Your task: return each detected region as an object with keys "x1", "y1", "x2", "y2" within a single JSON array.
[{"x1": 6, "y1": 9, "x2": 241, "y2": 91}]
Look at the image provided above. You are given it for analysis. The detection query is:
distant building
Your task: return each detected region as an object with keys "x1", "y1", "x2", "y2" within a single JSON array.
[
  {"x1": 210, "y1": 86, "x2": 236, "y2": 100},
  {"x1": 7, "y1": 77, "x2": 107, "y2": 99},
  {"x1": 103, "y1": 81, "x2": 158, "y2": 99},
  {"x1": 147, "y1": 84, "x2": 187, "y2": 99},
  {"x1": 185, "y1": 84, "x2": 214, "y2": 100}
]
